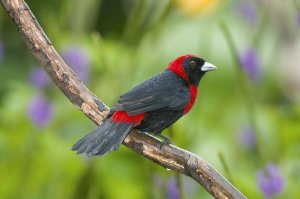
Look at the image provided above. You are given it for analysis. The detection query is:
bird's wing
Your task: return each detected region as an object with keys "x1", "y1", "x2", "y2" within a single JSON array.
[{"x1": 110, "y1": 71, "x2": 190, "y2": 116}]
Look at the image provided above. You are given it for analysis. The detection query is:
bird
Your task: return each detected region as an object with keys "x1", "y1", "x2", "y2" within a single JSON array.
[{"x1": 72, "y1": 54, "x2": 217, "y2": 156}]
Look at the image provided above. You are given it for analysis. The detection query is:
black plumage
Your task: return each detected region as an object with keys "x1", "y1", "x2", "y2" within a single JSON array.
[
  {"x1": 72, "y1": 55, "x2": 216, "y2": 156},
  {"x1": 110, "y1": 70, "x2": 189, "y2": 133}
]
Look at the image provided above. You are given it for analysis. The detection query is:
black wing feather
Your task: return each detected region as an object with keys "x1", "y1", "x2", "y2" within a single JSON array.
[{"x1": 110, "y1": 70, "x2": 190, "y2": 116}]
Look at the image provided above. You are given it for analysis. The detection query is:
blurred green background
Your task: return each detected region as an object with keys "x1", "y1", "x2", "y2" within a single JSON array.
[{"x1": 1, "y1": 0, "x2": 300, "y2": 198}]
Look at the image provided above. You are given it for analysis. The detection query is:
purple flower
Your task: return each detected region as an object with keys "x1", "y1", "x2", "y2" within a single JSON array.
[
  {"x1": 239, "y1": 48, "x2": 261, "y2": 81},
  {"x1": 0, "y1": 38, "x2": 4, "y2": 62},
  {"x1": 28, "y1": 94, "x2": 54, "y2": 127},
  {"x1": 239, "y1": 1, "x2": 258, "y2": 25},
  {"x1": 237, "y1": 125, "x2": 256, "y2": 150},
  {"x1": 62, "y1": 47, "x2": 90, "y2": 83},
  {"x1": 29, "y1": 68, "x2": 50, "y2": 89},
  {"x1": 297, "y1": 13, "x2": 300, "y2": 27},
  {"x1": 167, "y1": 177, "x2": 180, "y2": 199},
  {"x1": 256, "y1": 163, "x2": 285, "y2": 198}
]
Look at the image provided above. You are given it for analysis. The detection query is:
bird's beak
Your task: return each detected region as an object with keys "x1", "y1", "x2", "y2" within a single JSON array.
[{"x1": 201, "y1": 62, "x2": 217, "y2": 72}]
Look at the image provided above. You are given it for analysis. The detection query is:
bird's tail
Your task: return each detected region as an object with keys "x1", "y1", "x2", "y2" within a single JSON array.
[{"x1": 72, "y1": 118, "x2": 134, "y2": 156}]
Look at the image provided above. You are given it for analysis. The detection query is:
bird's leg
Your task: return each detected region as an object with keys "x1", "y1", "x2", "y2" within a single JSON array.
[{"x1": 155, "y1": 133, "x2": 172, "y2": 149}]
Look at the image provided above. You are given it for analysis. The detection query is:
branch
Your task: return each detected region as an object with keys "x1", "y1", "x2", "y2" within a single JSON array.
[{"x1": 0, "y1": 1, "x2": 246, "y2": 198}]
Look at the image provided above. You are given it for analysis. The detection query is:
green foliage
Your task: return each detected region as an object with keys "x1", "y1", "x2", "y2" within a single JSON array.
[{"x1": 1, "y1": 0, "x2": 300, "y2": 198}]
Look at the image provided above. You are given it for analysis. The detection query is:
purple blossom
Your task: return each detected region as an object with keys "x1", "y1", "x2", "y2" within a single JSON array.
[
  {"x1": 62, "y1": 47, "x2": 90, "y2": 83},
  {"x1": 256, "y1": 163, "x2": 285, "y2": 198},
  {"x1": 29, "y1": 68, "x2": 50, "y2": 89},
  {"x1": 297, "y1": 13, "x2": 300, "y2": 27},
  {"x1": 239, "y1": 1, "x2": 258, "y2": 25},
  {"x1": 238, "y1": 125, "x2": 256, "y2": 150},
  {"x1": 28, "y1": 94, "x2": 54, "y2": 127},
  {"x1": 239, "y1": 48, "x2": 261, "y2": 81},
  {"x1": 0, "y1": 38, "x2": 4, "y2": 62},
  {"x1": 167, "y1": 177, "x2": 180, "y2": 199}
]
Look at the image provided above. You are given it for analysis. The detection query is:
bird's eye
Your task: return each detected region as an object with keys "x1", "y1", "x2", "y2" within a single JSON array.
[{"x1": 189, "y1": 60, "x2": 197, "y2": 68}]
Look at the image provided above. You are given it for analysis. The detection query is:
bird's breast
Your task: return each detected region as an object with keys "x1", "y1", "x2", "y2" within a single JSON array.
[{"x1": 183, "y1": 85, "x2": 198, "y2": 114}]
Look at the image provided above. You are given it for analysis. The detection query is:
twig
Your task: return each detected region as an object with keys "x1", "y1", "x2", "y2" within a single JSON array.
[{"x1": 0, "y1": 1, "x2": 246, "y2": 198}]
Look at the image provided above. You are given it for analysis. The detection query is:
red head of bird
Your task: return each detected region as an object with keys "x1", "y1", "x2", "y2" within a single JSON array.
[{"x1": 167, "y1": 54, "x2": 217, "y2": 86}]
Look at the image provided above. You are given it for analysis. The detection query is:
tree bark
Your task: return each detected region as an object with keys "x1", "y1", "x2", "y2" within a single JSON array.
[{"x1": 0, "y1": 0, "x2": 246, "y2": 198}]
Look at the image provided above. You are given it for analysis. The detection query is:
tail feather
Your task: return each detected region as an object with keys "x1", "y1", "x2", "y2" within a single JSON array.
[
  {"x1": 72, "y1": 119, "x2": 134, "y2": 156},
  {"x1": 72, "y1": 128, "x2": 100, "y2": 153},
  {"x1": 89, "y1": 123, "x2": 133, "y2": 156},
  {"x1": 73, "y1": 120, "x2": 114, "y2": 154}
]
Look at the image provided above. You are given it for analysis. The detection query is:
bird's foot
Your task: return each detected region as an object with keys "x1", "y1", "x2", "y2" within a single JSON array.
[{"x1": 156, "y1": 134, "x2": 172, "y2": 149}]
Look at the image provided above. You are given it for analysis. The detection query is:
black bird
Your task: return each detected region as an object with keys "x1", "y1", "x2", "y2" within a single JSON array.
[{"x1": 72, "y1": 55, "x2": 217, "y2": 156}]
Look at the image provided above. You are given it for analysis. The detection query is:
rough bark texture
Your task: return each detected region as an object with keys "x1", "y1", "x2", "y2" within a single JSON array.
[{"x1": 0, "y1": 0, "x2": 246, "y2": 198}]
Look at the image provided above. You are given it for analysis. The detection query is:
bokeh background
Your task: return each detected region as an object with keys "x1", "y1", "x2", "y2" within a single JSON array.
[{"x1": 1, "y1": 0, "x2": 300, "y2": 198}]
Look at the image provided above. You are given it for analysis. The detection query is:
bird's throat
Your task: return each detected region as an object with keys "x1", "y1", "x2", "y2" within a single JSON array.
[{"x1": 183, "y1": 85, "x2": 198, "y2": 114}]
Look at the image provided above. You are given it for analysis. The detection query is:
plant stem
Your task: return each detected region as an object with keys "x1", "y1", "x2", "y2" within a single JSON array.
[{"x1": 219, "y1": 22, "x2": 263, "y2": 163}]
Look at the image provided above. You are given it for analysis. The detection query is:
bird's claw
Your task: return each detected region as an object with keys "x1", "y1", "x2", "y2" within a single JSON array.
[{"x1": 156, "y1": 134, "x2": 172, "y2": 149}]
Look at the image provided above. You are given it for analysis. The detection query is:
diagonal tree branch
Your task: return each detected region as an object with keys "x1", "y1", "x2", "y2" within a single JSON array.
[{"x1": 0, "y1": 1, "x2": 246, "y2": 198}]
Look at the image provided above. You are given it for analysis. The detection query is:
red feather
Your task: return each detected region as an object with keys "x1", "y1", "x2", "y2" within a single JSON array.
[
  {"x1": 183, "y1": 85, "x2": 198, "y2": 114},
  {"x1": 167, "y1": 54, "x2": 195, "y2": 82},
  {"x1": 111, "y1": 111, "x2": 145, "y2": 126}
]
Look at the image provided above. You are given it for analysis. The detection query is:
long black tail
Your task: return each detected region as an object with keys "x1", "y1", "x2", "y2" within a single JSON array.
[{"x1": 72, "y1": 119, "x2": 134, "y2": 156}]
